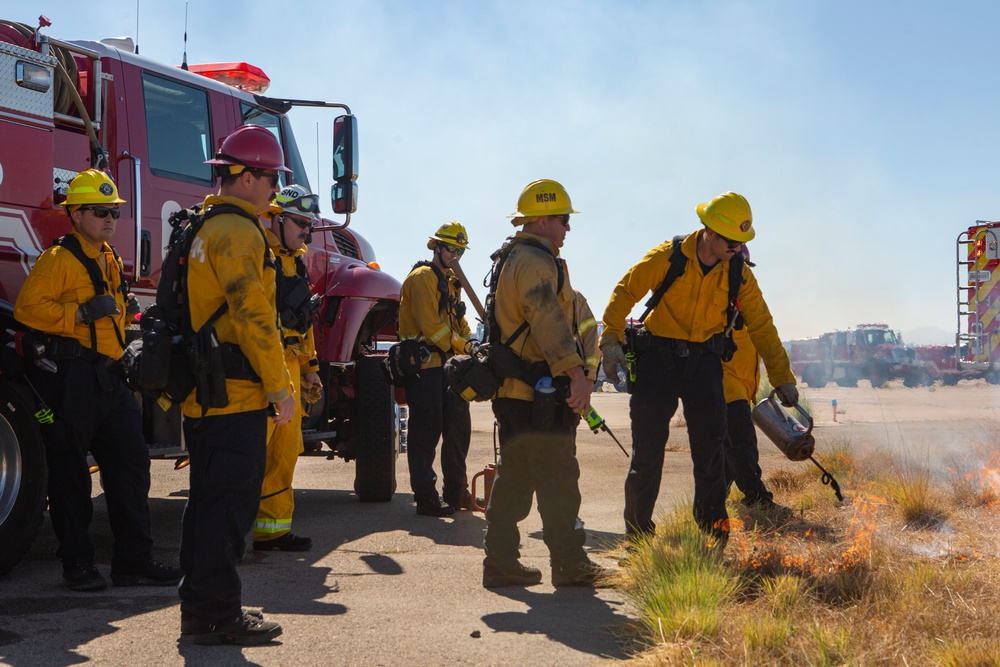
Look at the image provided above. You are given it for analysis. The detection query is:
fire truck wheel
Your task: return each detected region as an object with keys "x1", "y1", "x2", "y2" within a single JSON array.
[
  {"x1": 868, "y1": 367, "x2": 887, "y2": 389},
  {"x1": 902, "y1": 369, "x2": 932, "y2": 388},
  {"x1": 352, "y1": 355, "x2": 398, "y2": 502},
  {"x1": 802, "y1": 364, "x2": 828, "y2": 388},
  {"x1": 0, "y1": 381, "x2": 47, "y2": 577},
  {"x1": 835, "y1": 374, "x2": 858, "y2": 388}
]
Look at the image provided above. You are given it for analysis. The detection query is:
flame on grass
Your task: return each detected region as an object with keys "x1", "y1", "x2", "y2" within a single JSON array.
[
  {"x1": 731, "y1": 492, "x2": 887, "y2": 577},
  {"x1": 966, "y1": 451, "x2": 1000, "y2": 508}
]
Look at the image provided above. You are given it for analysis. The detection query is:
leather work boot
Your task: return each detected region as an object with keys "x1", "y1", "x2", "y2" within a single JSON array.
[
  {"x1": 482, "y1": 558, "x2": 543, "y2": 588},
  {"x1": 415, "y1": 497, "x2": 455, "y2": 517},
  {"x1": 253, "y1": 533, "x2": 313, "y2": 552},
  {"x1": 63, "y1": 563, "x2": 107, "y2": 592},
  {"x1": 110, "y1": 559, "x2": 182, "y2": 587},
  {"x1": 191, "y1": 611, "x2": 282, "y2": 646},
  {"x1": 444, "y1": 489, "x2": 478, "y2": 511},
  {"x1": 182, "y1": 609, "x2": 263, "y2": 635},
  {"x1": 551, "y1": 558, "x2": 615, "y2": 587}
]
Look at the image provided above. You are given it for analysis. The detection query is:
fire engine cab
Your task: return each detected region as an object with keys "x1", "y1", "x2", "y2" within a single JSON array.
[{"x1": 0, "y1": 17, "x2": 402, "y2": 575}]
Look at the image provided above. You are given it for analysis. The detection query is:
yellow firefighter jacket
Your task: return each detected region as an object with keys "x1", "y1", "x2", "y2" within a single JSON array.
[
  {"x1": 723, "y1": 326, "x2": 760, "y2": 404},
  {"x1": 494, "y1": 232, "x2": 584, "y2": 401},
  {"x1": 398, "y1": 261, "x2": 471, "y2": 370},
  {"x1": 600, "y1": 230, "x2": 794, "y2": 388},
  {"x1": 14, "y1": 230, "x2": 129, "y2": 359},
  {"x1": 265, "y1": 229, "x2": 319, "y2": 375},
  {"x1": 574, "y1": 290, "x2": 600, "y2": 382},
  {"x1": 180, "y1": 195, "x2": 291, "y2": 418}
]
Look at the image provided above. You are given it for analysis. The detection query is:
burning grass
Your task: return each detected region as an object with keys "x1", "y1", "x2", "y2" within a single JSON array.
[{"x1": 616, "y1": 442, "x2": 1000, "y2": 665}]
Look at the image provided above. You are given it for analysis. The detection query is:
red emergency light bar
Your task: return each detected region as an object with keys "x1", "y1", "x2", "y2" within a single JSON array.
[{"x1": 187, "y1": 62, "x2": 271, "y2": 94}]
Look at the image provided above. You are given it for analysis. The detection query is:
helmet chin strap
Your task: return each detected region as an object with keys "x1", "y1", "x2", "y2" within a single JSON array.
[
  {"x1": 277, "y1": 214, "x2": 294, "y2": 253},
  {"x1": 433, "y1": 244, "x2": 449, "y2": 270}
]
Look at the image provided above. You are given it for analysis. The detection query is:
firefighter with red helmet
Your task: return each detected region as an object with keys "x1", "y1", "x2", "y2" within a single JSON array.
[
  {"x1": 252, "y1": 185, "x2": 322, "y2": 551},
  {"x1": 14, "y1": 169, "x2": 182, "y2": 592},
  {"x1": 178, "y1": 125, "x2": 293, "y2": 645},
  {"x1": 398, "y1": 222, "x2": 474, "y2": 516},
  {"x1": 600, "y1": 191, "x2": 797, "y2": 546},
  {"x1": 482, "y1": 180, "x2": 612, "y2": 588}
]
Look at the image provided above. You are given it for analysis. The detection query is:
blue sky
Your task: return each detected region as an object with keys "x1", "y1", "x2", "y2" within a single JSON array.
[{"x1": 18, "y1": 1, "x2": 1000, "y2": 343}]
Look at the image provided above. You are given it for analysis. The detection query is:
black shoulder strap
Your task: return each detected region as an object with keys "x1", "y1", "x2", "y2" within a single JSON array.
[
  {"x1": 186, "y1": 203, "x2": 273, "y2": 331},
  {"x1": 484, "y1": 237, "x2": 564, "y2": 349},
  {"x1": 637, "y1": 235, "x2": 687, "y2": 324},
  {"x1": 56, "y1": 233, "x2": 127, "y2": 351},
  {"x1": 410, "y1": 260, "x2": 449, "y2": 314},
  {"x1": 725, "y1": 249, "x2": 746, "y2": 333}
]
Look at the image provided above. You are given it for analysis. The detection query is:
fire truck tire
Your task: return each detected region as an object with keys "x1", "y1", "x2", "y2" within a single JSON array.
[
  {"x1": 353, "y1": 356, "x2": 397, "y2": 502},
  {"x1": 802, "y1": 364, "x2": 828, "y2": 388},
  {"x1": 867, "y1": 367, "x2": 887, "y2": 388},
  {"x1": 0, "y1": 382, "x2": 47, "y2": 577},
  {"x1": 903, "y1": 369, "x2": 932, "y2": 388}
]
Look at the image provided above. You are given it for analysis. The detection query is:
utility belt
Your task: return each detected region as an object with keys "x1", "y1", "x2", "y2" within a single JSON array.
[
  {"x1": 219, "y1": 342, "x2": 261, "y2": 382},
  {"x1": 624, "y1": 328, "x2": 735, "y2": 382},
  {"x1": 44, "y1": 335, "x2": 118, "y2": 368},
  {"x1": 43, "y1": 334, "x2": 122, "y2": 392}
]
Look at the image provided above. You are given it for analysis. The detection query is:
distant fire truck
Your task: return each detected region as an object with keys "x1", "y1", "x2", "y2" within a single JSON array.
[
  {"x1": 784, "y1": 323, "x2": 930, "y2": 388},
  {"x1": 0, "y1": 16, "x2": 402, "y2": 575}
]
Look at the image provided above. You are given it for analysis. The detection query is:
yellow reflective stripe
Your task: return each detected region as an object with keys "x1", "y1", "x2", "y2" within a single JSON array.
[
  {"x1": 429, "y1": 326, "x2": 449, "y2": 343},
  {"x1": 578, "y1": 317, "x2": 597, "y2": 336},
  {"x1": 254, "y1": 519, "x2": 292, "y2": 534},
  {"x1": 585, "y1": 356, "x2": 600, "y2": 368}
]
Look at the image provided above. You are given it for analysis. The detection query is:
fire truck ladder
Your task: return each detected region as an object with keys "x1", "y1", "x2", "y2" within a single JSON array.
[{"x1": 956, "y1": 223, "x2": 1000, "y2": 370}]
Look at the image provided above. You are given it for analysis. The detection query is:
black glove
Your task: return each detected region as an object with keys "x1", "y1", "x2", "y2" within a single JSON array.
[
  {"x1": 776, "y1": 383, "x2": 799, "y2": 407},
  {"x1": 125, "y1": 293, "x2": 141, "y2": 317},
  {"x1": 79, "y1": 294, "x2": 120, "y2": 324}
]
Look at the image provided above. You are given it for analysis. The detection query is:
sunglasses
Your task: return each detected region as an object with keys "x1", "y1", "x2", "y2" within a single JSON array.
[
  {"x1": 443, "y1": 243, "x2": 465, "y2": 257},
  {"x1": 247, "y1": 168, "x2": 280, "y2": 188},
  {"x1": 80, "y1": 206, "x2": 121, "y2": 219},
  {"x1": 282, "y1": 213, "x2": 313, "y2": 230},
  {"x1": 552, "y1": 214, "x2": 570, "y2": 227},
  {"x1": 717, "y1": 233, "x2": 742, "y2": 250}
]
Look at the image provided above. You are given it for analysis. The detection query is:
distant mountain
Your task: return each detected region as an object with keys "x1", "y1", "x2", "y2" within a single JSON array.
[{"x1": 903, "y1": 326, "x2": 954, "y2": 346}]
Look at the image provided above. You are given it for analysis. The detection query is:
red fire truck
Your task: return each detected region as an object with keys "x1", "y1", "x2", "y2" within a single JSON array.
[
  {"x1": 0, "y1": 17, "x2": 402, "y2": 575},
  {"x1": 784, "y1": 323, "x2": 930, "y2": 388}
]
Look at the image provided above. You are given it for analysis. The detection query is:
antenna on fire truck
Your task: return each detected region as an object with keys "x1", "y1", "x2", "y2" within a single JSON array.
[
  {"x1": 135, "y1": 0, "x2": 140, "y2": 53},
  {"x1": 180, "y1": 2, "x2": 189, "y2": 71}
]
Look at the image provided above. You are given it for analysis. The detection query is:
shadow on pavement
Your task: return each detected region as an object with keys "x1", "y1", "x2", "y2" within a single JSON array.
[{"x1": 482, "y1": 586, "x2": 630, "y2": 660}]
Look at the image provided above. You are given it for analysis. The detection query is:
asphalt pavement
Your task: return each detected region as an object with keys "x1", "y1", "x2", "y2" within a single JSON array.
[{"x1": 0, "y1": 394, "x2": 646, "y2": 667}]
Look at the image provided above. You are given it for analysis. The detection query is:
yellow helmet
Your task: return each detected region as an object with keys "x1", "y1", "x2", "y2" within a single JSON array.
[
  {"x1": 427, "y1": 221, "x2": 470, "y2": 251},
  {"x1": 507, "y1": 179, "x2": 579, "y2": 224},
  {"x1": 696, "y1": 191, "x2": 754, "y2": 242},
  {"x1": 63, "y1": 169, "x2": 126, "y2": 209}
]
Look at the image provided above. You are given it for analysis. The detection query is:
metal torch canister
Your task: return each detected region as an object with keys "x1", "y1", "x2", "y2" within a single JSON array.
[
  {"x1": 751, "y1": 390, "x2": 816, "y2": 461},
  {"x1": 471, "y1": 463, "x2": 496, "y2": 512}
]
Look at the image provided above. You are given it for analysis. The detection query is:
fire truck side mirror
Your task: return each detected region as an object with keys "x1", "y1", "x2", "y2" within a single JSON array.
[{"x1": 332, "y1": 114, "x2": 358, "y2": 215}]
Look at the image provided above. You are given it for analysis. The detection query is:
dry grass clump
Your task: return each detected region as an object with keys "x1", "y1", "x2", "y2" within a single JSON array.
[{"x1": 616, "y1": 440, "x2": 1000, "y2": 665}]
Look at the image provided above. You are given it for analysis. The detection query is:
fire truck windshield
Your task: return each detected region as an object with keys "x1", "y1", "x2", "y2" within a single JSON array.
[
  {"x1": 240, "y1": 103, "x2": 311, "y2": 192},
  {"x1": 860, "y1": 329, "x2": 899, "y2": 346}
]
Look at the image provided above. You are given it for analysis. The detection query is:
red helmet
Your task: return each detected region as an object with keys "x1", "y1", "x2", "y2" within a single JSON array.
[{"x1": 206, "y1": 125, "x2": 291, "y2": 173}]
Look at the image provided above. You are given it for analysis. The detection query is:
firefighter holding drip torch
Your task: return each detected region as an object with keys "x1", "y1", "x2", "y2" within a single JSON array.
[{"x1": 600, "y1": 191, "x2": 797, "y2": 547}]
